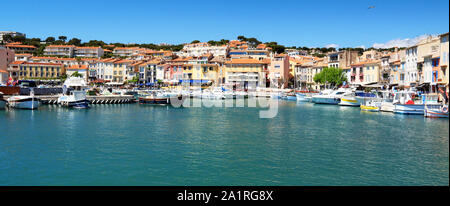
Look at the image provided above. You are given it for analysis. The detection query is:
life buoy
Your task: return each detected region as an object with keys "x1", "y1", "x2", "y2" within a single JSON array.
[{"x1": 442, "y1": 105, "x2": 448, "y2": 113}]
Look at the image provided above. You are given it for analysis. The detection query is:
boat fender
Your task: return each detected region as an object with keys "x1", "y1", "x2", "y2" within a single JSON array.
[{"x1": 442, "y1": 105, "x2": 448, "y2": 113}]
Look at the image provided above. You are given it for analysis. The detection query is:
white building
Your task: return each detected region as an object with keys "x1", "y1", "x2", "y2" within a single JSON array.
[
  {"x1": 180, "y1": 42, "x2": 228, "y2": 57},
  {"x1": 405, "y1": 45, "x2": 419, "y2": 86}
]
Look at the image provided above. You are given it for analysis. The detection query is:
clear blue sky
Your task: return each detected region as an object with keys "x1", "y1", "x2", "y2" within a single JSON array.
[{"x1": 1, "y1": 0, "x2": 448, "y2": 48}]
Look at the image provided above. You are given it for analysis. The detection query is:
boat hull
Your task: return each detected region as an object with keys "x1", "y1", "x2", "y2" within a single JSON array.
[
  {"x1": 338, "y1": 98, "x2": 360, "y2": 106},
  {"x1": 295, "y1": 93, "x2": 308, "y2": 102},
  {"x1": 393, "y1": 104, "x2": 425, "y2": 115},
  {"x1": 0, "y1": 100, "x2": 6, "y2": 109},
  {"x1": 282, "y1": 95, "x2": 297, "y2": 101},
  {"x1": 8, "y1": 99, "x2": 40, "y2": 110},
  {"x1": 139, "y1": 97, "x2": 170, "y2": 105},
  {"x1": 361, "y1": 105, "x2": 380, "y2": 112},
  {"x1": 60, "y1": 99, "x2": 90, "y2": 109},
  {"x1": 424, "y1": 108, "x2": 449, "y2": 118},
  {"x1": 380, "y1": 102, "x2": 394, "y2": 112},
  {"x1": 312, "y1": 97, "x2": 340, "y2": 105}
]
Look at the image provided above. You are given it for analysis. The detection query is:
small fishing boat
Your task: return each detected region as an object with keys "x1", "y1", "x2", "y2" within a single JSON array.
[
  {"x1": 0, "y1": 92, "x2": 7, "y2": 109},
  {"x1": 360, "y1": 100, "x2": 381, "y2": 112},
  {"x1": 392, "y1": 91, "x2": 436, "y2": 115},
  {"x1": 282, "y1": 92, "x2": 297, "y2": 101},
  {"x1": 424, "y1": 94, "x2": 448, "y2": 118},
  {"x1": 425, "y1": 105, "x2": 449, "y2": 118},
  {"x1": 7, "y1": 93, "x2": 40, "y2": 110}
]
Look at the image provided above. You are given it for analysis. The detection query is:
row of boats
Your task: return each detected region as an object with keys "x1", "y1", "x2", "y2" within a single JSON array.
[
  {"x1": 1, "y1": 78, "x2": 448, "y2": 119},
  {"x1": 275, "y1": 88, "x2": 449, "y2": 118}
]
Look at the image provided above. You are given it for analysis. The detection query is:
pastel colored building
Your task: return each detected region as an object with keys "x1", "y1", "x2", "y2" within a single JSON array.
[
  {"x1": 74, "y1": 46, "x2": 104, "y2": 58},
  {"x1": 8, "y1": 61, "x2": 64, "y2": 80},
  {"x1": 267, "y1": 54, "x2": 290, "y2": 88},
  {"x1": 224, "y1": 58, "x2": 269, "y2": 90},
  {"x1": 5, "y1": 43, "x2": 36, "y2": 54}
]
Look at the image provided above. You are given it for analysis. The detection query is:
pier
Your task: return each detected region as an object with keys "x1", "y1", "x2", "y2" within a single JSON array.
[{"x1": 4, "y1": 95, "x2": 136, "y2": 105}]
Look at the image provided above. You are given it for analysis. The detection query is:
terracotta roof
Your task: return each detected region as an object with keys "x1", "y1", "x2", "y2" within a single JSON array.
[
  {"x1": 10, "y1": 61, "x2": 63, "y2": 66},
  {"x1": 46, "y1": 45, "x2": 76, "y2": 48},
  {"x1": 67, "y1": 65, "x2": 89, "y2": 70},
  {"x1": 6, "y1": 44, "x2": 36, "y2": 49},
  {"x1": 225, "y1": 58, "x2": 266, "y2": 64}
]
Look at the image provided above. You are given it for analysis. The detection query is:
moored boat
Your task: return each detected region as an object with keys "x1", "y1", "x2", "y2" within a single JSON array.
[
  {"x1": 360, "y1": 100, "x2": 381, "y2": 112},
  {"x1": 0, "y1": 92, "x2": 7, "y2": 109},
  {"x1": 7, "y1": 95, "x2": 40, "y2": 110},
  {"x1": 58, "y1": 77, "x2": 90, "y2": 109},
  {"x1": 312, "y1": 88, "x2": 351, "y2": 105},
  {"x1": 424, "y1": 94, "x2": 448, "y2": 118}
]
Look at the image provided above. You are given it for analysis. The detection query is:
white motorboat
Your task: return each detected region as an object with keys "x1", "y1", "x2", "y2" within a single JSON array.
[
  {"x1": 312, "y1": 88, "x2": 351, "y2": 105},
  {"x1": 58, "y1": 77, "x2": 90, "y2": 109}
]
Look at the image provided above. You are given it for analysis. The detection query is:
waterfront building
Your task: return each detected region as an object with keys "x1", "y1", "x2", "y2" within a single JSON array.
[
  {"x1": 294, "y1": 59, "x2": 315, "y2": 89},
  {"x1": 439, "y1": 32, "x2": 449, "y2": 94},
  {"x1": 308, "y1": 61, "x2": 327, "y2": 90},
  {"x1": 66, "y1": 64, "x2": 89, "y2": 80},
  {"x1": 267, "y1": 54, "x2": 290, "y2": 88},
  {"x1": 362, "y1": 60, "x2": 381, "y2": 85},
  {"x1": 112, "y1": 59, "x2": 133, "y2": 83},
  {"x1": 380, "y1": 54, "x2": 391, "y2": 85},
  {"x1": 96, "y1": 58, "x2": 119, "y2": 82},
  {"x1": 7, "y1": 61, "x2": 64, "y2": 80},
  {"x1": 417, "y1": 36, "x2": 440, "y2": 90},
  {"x1": 404, "y1": 45, "x2": 419, "y2": 87},
  {"x1": 5, "y1": 43, "x2": 36, "y2": 54},
  {"x1": 388, "y1": 49, "x2": 406, "y2": 86},
  {"x1": 350, "y1": 62, "x2": 365, "y2": 85},
  {"x1": 74, "y1": 46, "x2": 104, "y2": 58},
  {"x1": 224, "y1": 58, "x2": 269, "y2": 90},
  {"x1": 326, "y1": 50, "x2": 359, "y2": 69},
  {"x1": 137, "y1": 60, "x2": 160, "y2": 84}
]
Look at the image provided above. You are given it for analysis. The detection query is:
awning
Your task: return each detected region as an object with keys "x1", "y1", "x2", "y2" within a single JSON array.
[
  {"x1": 179, "y1": 80, "x2": 211, "y2": 84},
  {"x1": 145, "y1": 83, "x2": 154, "y2": 86}
]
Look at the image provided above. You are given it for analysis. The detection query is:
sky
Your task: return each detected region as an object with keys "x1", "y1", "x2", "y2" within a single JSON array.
[{"x1": 1, "y1": 0, "x2": 449, "y2": 48}]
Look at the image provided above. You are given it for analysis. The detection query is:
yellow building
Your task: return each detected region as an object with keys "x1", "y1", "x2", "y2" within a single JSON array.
[
  {"x1": 8, "y1": 61, "x2": 65, "y2": 80},
  {"x1": 362, "y1": 60, "x2": 381, "y2": 84},
  {"x1": 182, "y1": 63, "x2": 220, "y2": 86},
  {"x1": 112, "y1": 59, "x2": 132, "y2": 82},
  {"x1": 224, "y1": 58, "x2": 268, "y2": 89}
]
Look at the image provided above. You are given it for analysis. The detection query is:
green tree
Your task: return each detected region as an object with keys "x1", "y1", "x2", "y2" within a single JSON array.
[
  {"x1": 71, "y1": 71, "x2": 83, "y2": 78},
  {"x1": 313, "y1": 67, "x2": 347, "y2": 88},
  {"x1": 68, "y1": 38, "x2": 82, "y2": 46},
  {"x1": 1, "y1": 34, "x2": 12, "y2": 43},
  {"x1": 45, "y1": 37, "x2": 56, "y2": 43},
  {"x1": 58, "y1": 36, "x2": 67, "y2": 42},
  {"x1": 191, "y1": 40, "x2": 200, "y2": 44}
]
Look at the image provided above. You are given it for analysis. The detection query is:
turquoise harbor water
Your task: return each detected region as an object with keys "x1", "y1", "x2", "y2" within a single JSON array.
[{"x1": 0, "y1": 100, "x2": 448, "y2": 185}]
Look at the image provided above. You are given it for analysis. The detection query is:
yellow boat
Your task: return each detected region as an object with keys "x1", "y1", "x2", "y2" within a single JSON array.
[{"x1": 360, "y1": 104, "x2": 380, "y2": 112}]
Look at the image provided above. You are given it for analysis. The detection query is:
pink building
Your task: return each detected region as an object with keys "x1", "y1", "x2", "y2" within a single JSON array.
[
  {"x1": 268, "y1": 54, "x2": 290, "y2": 88},
  {"x1": 0, "y1": 46, "x2": 15, "y2": 84}
]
